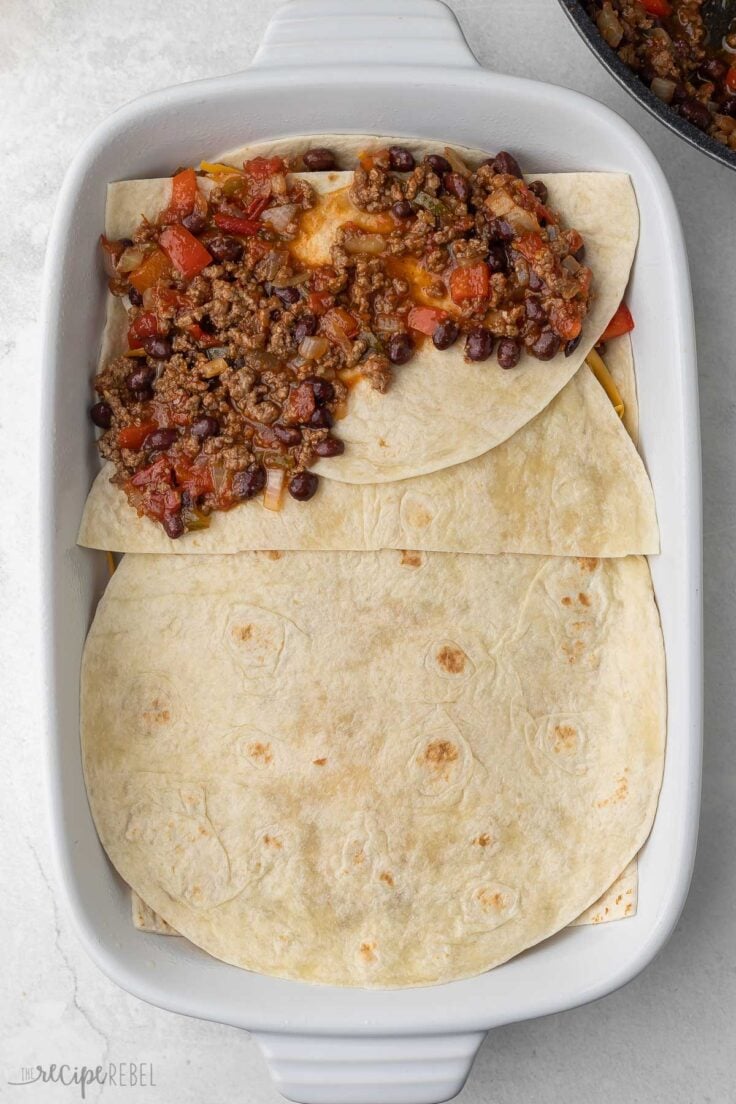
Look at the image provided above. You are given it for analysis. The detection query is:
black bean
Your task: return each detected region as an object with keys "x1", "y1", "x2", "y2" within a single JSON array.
[
  {"x1": 309, "y1": 377, "x2": 335, "y2": 405},
  {"x1": 720, "y1": 94, "x2": 736, "y2": 119},
  {"x1": 426, "y1": 154, "x2": 452, "y2": 175},
  {"x1": 199, "y1": 314, "x2": 216, "y2": 334},
  {"x1": 181, "y1": 211, "x2": 207, "y2": 234},
  {"x1": 274, "y1": 285, "x2": 301, "y2": 306},
  {"x1": 391, "y1": 199, "x2": 414, "y2": 220},
  {"x1": 465, "y1": 327, "x2": 494, "y2": 362},
  {"x1": 528, "y1": 269, "x2": 545, "y2": 292},
  {"x1": 492, "y1": 151, "x2": 523, "y2": 178},
  {"x1": 487, "y1": 243, "x2": 508, "y2": 274},
  {"x1": 163, "y1": 513, "x2": 185, "y2": 540},
  {"x1": 564, "y1": 333, "x2": 582, "y2": 358},
  {"x1": 497, "y1": 337, "x2": 521, "y2": 369},
  {"x1": 145, "y1": 428, "x2": 178, "y2": 451},
  {"x1": 525, "y1": 297, "x2": 545, "y2": 322},
  {"x1": 127, "y1": 364, "x2": 155, "y2": 392},
  {"x1": 293, "y1": 314, "x2": 318, "y2": 342},
  {"x1": 302, "y1": 148, "x2": 336, "y2": 171},
  {"x1": 232, "y1": 463, "x2": 267, "y2": 500},
  {"x1": 388, "y1": 146, "x2": 415, "y2": 172},
  {"x1": 531, "y1": 330, "x2": 561, "y2": 360},
  {"x1": 274, "y1": 424, "x2": 301, "y2": 446},
  {"x1": 528, "y1": 180, "x2": 548, "y2": 203},
  {"x1": 288, "y1": 471, "x2": 319, "y2": 501},
  {"x1": 678, "y1": 97, "x2": 711, "y2": 131},
  {"x1": 432, "y1": 318, "x2": 460, "y2": 350},
  {"x1": 127, "y1": 286, "x2": 143, "y2": 307},
  {"x1": 207, "y1": 235, "x2": 243, "y2": 263},
  {"x1": 443, "y1": 172, "x2": 470, "y2": 202},
  {"x1": 191, "y1": 416, "x2": 219, "y2": 439},
  {"x1": 487, "y1": 216, "x2": 515, "y2": 242},
  {"x1": 133, "y1": 387, "x2": 153, "y2": 402},
  {"x1": 312, "y1": 434, "x2": 345, "y2": 457},
  {"x1": 310, "y1": 406, "x2": 333, "y2": 429},
  {"x1": 142, "y1": 336, "x2": 172, "y2": 359},
  {"x1": 698, "y1": 58, "x2": 727, "y2": 84},
  {"x1": 573, "y1": 243, "x2": 586, "y2": 262},
  {"x1": 671, "y1": 83, "x2": 689, "y2": 106},
  {"x1": 387, "y1": 332, "x2": 414, "y2": 365},
  {"x1": 90, "y1": 401, "x2": 112, "y2": 429},
  {"x1": 119, "y1": 238, "x2": 134, "y2": 248}
]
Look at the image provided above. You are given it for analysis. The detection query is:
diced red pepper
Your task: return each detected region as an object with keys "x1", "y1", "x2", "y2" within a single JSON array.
[
  {"x1": 726, "y1": 67, "x2": 736, "y2": 94},
  {"x1": 118, "y1": 420, "x2": 158, "y2": 451},
  {"x1": 307, "y1": 290, "x2": 333, "y2": 316},
  {"x1": 246, "y1": 194, "x2": 271, "y2": 219},
  {"x1": 243, "y1": 156, "x2": 286, "y2": 181},
  {"x1": 449, "y1": 261, "x2": 490, "y2": 305},
  {"x1": 407, "y1": 305, "x2": 448, "y2": 335},
  {"x1": 159, "y1": 225, "x2": 213, "y2": 280},
  {"x1": 550, "y1": 302, "x2": 584, "y2": 342},
  {"x1": 212, "y1": 212, "x2": 261, "y2": 236},
  {"x1": 187, "y1": 323, "x2": 221, "y2": 347},
  {"x1": 164, "y1": 168, "x2": 198, "y2": 221},
  {"x1": 128, "y1": 249, "x2": 172, "y2": 294},
  {"x1": 640, "y1": 0, "x2": 671, "y2": 15},
  {"x1": 322, "y1": 307, "x2": 359, "y2": 340},
  {"x1": 127, "y1": 311, "x2": 161, "y2": 349},
  {"x1": 600, "y1": 301, "x2": 635, "y2": 343},
  {"x1": 514, "y1": 232, "x2": 546, "y2": 265},
  {"x1": 173, "y1": 457, "x2": 215, "y2": 497}
]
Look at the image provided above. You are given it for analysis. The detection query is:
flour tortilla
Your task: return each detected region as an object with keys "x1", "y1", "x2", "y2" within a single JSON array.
[
  {"x1": 82, "y1": 549, "x2": 665, "y2": 987},
  {"x1": 606, "y1": 334, "x2": 639, "y2": 445},
  {"x1": 79, "y1": 360, "x2": 657, "y2": 555},
  {"x1": 101, "y1": 138, "x2": 639, "y2": 484}
]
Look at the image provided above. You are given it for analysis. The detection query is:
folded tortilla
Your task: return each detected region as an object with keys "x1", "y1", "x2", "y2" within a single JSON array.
[
  {"x1": 82, "y1": 549, "x2": 665, "y2": 987},
  {"x1": 100, "y1": 138, "x2": 638, "y2": 485},
  {"x1": 80, "y1": 355, "x2": 656, "y2": 554}
]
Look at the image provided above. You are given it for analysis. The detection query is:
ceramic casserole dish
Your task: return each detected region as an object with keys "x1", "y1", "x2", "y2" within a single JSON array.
[{"x1": 39, "y1": 2, "x2": 702, "y2": 1101}]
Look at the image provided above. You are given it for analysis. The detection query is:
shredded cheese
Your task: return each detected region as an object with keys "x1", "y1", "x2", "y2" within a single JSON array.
[{"x1": 586, "y1": 348, "x2": 625, "y2": 420}]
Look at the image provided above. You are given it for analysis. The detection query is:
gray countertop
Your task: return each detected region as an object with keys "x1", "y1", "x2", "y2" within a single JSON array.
[{"x1": 1, "y1": 1, "x2": 733, "y2": 1100}]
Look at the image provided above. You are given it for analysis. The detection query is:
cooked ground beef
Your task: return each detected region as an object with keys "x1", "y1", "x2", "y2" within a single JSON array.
[
  {"x1": 586, "y1": 0, "x2": 736, "y2": 149},
  {"x1": 93, "y1": 144, "x2": 594, "y2": 536}
]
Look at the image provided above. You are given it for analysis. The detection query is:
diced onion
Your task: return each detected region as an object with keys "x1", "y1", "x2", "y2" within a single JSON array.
[
  {"x1": 562, "y1": 254, "x2": 581, "y2": 274},
  {"x1": 504, "y1": 205, "x2": 540, "y2": 234},
  {"x1": 117, "y1": 246, "x2": 147, "y2": 273},
  {"x1": 343, "y1": 232, "x2": 386, "y2": 255},
  {"x1": 485, "y1": 188, "x2": 516, "y2": 217},
  {"x1": 261, "y1": 249, "x2": 289, "y2": 282},
  {"x1": 299, "y1": 335, "x2": 330, "y2": 361},
  {"x1": 443, "y1": 146, "x2": 471, "y2": 177},
  {"x1": 270, "y1": 172, "x2": 288, "y2": 196},
  {"x1": 261, "y1": 203, "x2": 298, "y2": 236},
  {"x1": 596, "y1": 7, "x2": 624, "y2": 48},
  {"x1": 211, "y1": 464, "x2": 228, "y2": 494},
  {"x1": 373, "y1": 315, "x2": 404, "y2": 334},
  {"x1": 651, "y1": 77, "x2": 677, "y2": 104},
  {"x1": 271, "y1": 269, "x2": 310, "y2": 288},
  {"x1": 263, "y1": 466, "x2": 285, "y2": 511}
]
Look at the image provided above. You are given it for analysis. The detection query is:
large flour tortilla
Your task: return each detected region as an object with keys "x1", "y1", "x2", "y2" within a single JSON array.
[
  {"x1": 79, "y1": 358, "x2": 657, "y2": 555},
  {"x1": 101, "y1": 137, "x2": 638, "y2": 484},
  {"x1": 82, "y1": 549, "x2": 665, "y2": 987}
]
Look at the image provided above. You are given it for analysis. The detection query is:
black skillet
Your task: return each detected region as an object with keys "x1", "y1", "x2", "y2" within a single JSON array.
[{"x1": 557, "y1": 0, "x2": 736, "y2": 171}]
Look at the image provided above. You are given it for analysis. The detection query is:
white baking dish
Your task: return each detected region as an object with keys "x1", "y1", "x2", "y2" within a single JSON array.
[{"x1": 39, "y1": 2, "x2": 702, "y2": 1102}]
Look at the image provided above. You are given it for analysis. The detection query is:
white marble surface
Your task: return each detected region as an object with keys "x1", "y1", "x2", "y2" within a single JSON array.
[{"x1": 1, "y1": 0, "x2": 734, "y2": 1100}]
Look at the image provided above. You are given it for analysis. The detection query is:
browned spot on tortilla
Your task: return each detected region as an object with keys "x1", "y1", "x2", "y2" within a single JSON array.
[
  {"x1": 353, "y1": 848, "x2": 366, "y2": 865},
  {"x1": 379, "y1": 871, "x2": 394, "y2": 886},
  {"x1": 553, "y1": 724, "x2": 577, "y2": 752},
  {"x1": 475, "y1": 887, "x2": 510, "y2": 912},
  {"x1": 359, "y1": 940, "x2": 378, "y2": 963},
  {"x1": 421, "y1": 739, "x2": 459, "y2": 781},
  {"x1": 400, "y1": 550, "x2": 423, "y2": 567},
  {"x1": 562, "y1": 640, "x2": 585, "y2": 664},
  {"x1": 561, "y1": 596, "x2": 573, "y2": 607},
  {"x1": 596, "y1": 771, "x2": 629, "y2": 808},
  {"x1": 473, "y1": 833, "x2": 492, "y2": 847},
  {"x1": 233, "y1": 624, "x2": 253, "y2": 642},
  {"x1": 577, "y1": 557, "x2": 599, "y2": 573},
  {"x1": 142, "y1": 699, "x2": 170, "y2": 726},
  {"x1": 248, "y1": 741, "x2": 273, "y2": 765},
  {"x1": 312, "y1": 757, "x2": 327, "y2": 766},
  {"x1": 615, "y1": 894, "x2": 623, "y2": 905},
  {"x1": 378, "y1": 437, "x2": 387, "y2": 448},
  {"x1": 264, "y1": 550, "x2": 283, "y2": 560},
  {"x1": 263, "y1": 833, "x2": 283, "y2": 849},
  {"x1": 571, "y1": 620, "x2": 592, "y2": 633},
  {"x1": 436, "y1": 645, "x2": 466, "y2": 674},
  {"x1": 578, "y1": 591, "x2": 591, "y2": 606},
  {"x1": 625, "y1": 903, "x2": 633, "y2": 915}
]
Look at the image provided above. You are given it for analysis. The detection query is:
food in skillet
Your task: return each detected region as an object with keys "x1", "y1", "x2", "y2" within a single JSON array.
[
  {"x1": 586, "y1": 0, "x2": 736, "y2": 149},
  {"x1": 89, "y1": 137, "x2": 639, "y2": 536}
]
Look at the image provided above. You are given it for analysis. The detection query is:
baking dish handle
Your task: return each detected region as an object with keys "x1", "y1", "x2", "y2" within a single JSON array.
[
  {"x1": 253, "y1": 1029, "x2": 486, "y2": 1104},
  {"x1": 251, "y1": 0, "x2": 478, "y2": 70}
]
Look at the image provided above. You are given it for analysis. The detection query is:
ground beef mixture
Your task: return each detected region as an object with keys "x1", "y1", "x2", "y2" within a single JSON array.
[
  {"x1": 586, "y1": 0, "x2": 736, "y2": 149},
  {"x1": 92, "y1": 144, "x2": 594, "y2": 537}
]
